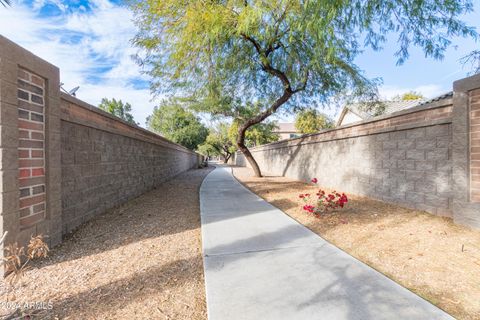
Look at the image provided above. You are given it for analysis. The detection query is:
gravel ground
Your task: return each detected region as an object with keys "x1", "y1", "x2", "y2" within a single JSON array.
[
  {"x1": 233, "y1": 166, "x2": 480, "y2": 320},
  {"x1": 1, "y1": 167, "x2": 212, "y2": 320}
]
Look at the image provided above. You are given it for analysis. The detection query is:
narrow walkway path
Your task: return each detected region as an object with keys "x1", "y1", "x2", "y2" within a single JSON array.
[{"x1": 200, "y1": 166, "x2": 452, "y2": 320}]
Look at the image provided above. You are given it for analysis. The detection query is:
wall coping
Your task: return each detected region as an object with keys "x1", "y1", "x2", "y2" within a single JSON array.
[
  {"x1": 252, "y1": 97, "x2": 453, "y2": 152},
  {"x1": 453, "y1": 73, "x2": 480, "y2": 92},
  {"x1": 60, "y1": 93, "x2": 199, "y2": 155}
]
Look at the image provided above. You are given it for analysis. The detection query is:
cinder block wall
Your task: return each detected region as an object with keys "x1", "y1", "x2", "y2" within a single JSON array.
[
  {"x1": 244, "y1": 102, "x2": 454, "y2": 217},
  {"x1": 237, "y1": 73, "x2": 480, "y2": 228},
  {"x1": 0, "y1": 36, "x2": 201, "y2": 250},
  {"x1": 59, "y1": 95, "x2": 200, "y2": 234}
]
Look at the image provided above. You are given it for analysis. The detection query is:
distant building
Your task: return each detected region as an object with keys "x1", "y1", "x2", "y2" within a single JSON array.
[
  {"x1": 274, "y1": 123, "x2": 302, "y2": 140},
  {"x1": 336, "y1": 98, "x2": 431, "y2": 127}
]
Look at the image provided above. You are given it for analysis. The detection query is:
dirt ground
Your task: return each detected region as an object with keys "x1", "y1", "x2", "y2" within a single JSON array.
[
  {"x1": 233, "y1": 166, "x2": 480, "y2": 320},
  {"x1": 1, "y1": 167, "x2": 212, "y2": 320}
]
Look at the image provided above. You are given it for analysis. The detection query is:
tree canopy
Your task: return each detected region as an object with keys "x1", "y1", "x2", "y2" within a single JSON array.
[
  {"x1": 98, "y1": 98, "x2": 137, "y2": 125},
  {"x1": 132, "y1": 0, "x2": 476, "y2": 176},
  {"x1": 461, "y1": 50, "x2": 480, "y2": 75},
  {"x1": 198, "y1": 122, "x2": 237, "y2": 163},
  {"x1": 393, "y1": 91, "x2": 425, "y2": 101},
  {"x1": 147, "y1": 100, "x2": 208, "y2": 150},
  {"x1": 295, "y1": 109, "x2": 333, "y2": 134},
  {"x1": 229, "y1": 120, "x2": 279, "y2": 147}
]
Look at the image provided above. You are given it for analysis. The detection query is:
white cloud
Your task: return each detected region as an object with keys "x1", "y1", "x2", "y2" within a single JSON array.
[{"x1": 0, "y1": 0, "x2": 155, "y2": 126}]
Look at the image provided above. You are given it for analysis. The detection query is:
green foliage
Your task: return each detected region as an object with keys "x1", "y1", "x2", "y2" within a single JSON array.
[
  {"x1": 132, "y1": 0, "x2": 475, "y2": 106},
  {"x1": 197, "y1": 143, "x2": 217, "y2": 158},
  {"x1": 147, "y1": 100, "x2": 208, "y2": 150},
  {"x1": 393, "y1": 91, "x2": 425, "y2": 101},
  {"x1": 229, "y1": 120, "x2": 279, "y2": 147},
  {"x1": 131, "y1": 0, "x2": 476, "y2": 175},
  {"x1": 295, "y1": 109, "x2": 333, "y2": 134},
  {"x1": 98, "y1": 98, "x2": 137, "y2": 125},
  {"x1": 199, "y1": 122, "x2": 236, "y2": 162}
]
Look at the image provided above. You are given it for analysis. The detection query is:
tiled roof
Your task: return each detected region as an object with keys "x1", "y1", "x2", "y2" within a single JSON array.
[
  {"x1": 346, "y1": 90, "x2": 454, "y2": 120},
  {"x1": 337, "y1": 92, "x2": 454, "y2": 126},
  {"x1": 416, "y1": 91, "x2": 453, "y2": 106}
]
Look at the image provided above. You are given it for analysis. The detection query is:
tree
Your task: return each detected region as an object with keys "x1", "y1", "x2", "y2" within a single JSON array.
[
  {"x1": 197, "y1": 143, "x2": 217, "y2": 159},
  {"x1": 132, "y1": 0, "x2": 476, "y2": 177},
  {"x1": 98, "y1": 98, "x2": 137, "y2": 125},
  {"x1": 0, "y1": 0, "x2": 10, "y2": 7},
  {"x1": 461, "y1": 50, "x2": 480, "y2": 75},
  {"x1": 295, "y1": 109, "x2": 333, "y2": 134},
  {"x1": 201, "y1": 123, "x2": 237, "y2": 163},
  {"x1": 147, "y1": 100, "x2": 208, "y2": 150},
  {"x1": 393, "y1": 91, "x2": 425, "y2": 101},
  {"x1": 229, "y1": 120, "x2": 279, "y2": 147}
]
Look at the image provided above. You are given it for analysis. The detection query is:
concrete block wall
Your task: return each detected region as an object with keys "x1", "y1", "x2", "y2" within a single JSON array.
[
  {"x1": 59, "y1": 95, "x2": 199, "y2": 234},
  {"x1": 0, "y1": 36, "x2": 201, "y2": 250},
  {"x1": 239, "y1": 75, "x2": 480, "y2": 228},
  {"x1": 452, "y1": 74, "x2": 480, "y2": 228},
  {"x1": 239, "y1": 99, "x2": 476, "y2": 221},
  {"x1": 469, "y1": 88, "x2": 480, "y2": 201}
]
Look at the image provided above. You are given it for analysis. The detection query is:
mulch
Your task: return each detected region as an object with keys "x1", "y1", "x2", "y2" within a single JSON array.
[
  {"x1": 1, "y1": 167, "x2": 213, "y2": 320},
  {"x1": 233, "y1": 166, "x2": 480, "y2": 320}
]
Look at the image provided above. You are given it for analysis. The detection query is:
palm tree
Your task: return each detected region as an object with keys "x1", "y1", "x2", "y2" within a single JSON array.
[{"x1": 0, "y1": 0, "x2": 11, "y2": 7}]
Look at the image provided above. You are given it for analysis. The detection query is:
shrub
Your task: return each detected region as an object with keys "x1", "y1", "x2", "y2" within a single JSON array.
[{"x1": 299, "y1": 178, "x2": 348, "y2": 217}]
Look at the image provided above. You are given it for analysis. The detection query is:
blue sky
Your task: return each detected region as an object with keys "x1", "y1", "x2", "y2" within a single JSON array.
[{"x1": 0, "y1": 0, "x2": 479, "y2": 125}]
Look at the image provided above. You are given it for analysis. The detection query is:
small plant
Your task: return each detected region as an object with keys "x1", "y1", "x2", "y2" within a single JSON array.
[
  {"x1": 2, "y1": 233, "x2": 49, "y2": 295},
  {"x1": 299, "y1": 178, "x2": 348, "y2": 217}
]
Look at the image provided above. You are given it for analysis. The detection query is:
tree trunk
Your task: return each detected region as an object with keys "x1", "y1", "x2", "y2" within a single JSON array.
[
  {"x1": 235, "y1": 89, "x2": 293, "y2": 177},
  {"x1": 236, "y1": 124, "x2": 262, "y2": 177},
  {"x1": 238, "y1": 141, "x2": 262, "y2": 177}
]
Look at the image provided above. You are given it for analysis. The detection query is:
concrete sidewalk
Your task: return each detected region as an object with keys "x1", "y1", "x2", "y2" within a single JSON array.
[{"x1": 200, "y1": 166, "x2": 452, "y2": 320}]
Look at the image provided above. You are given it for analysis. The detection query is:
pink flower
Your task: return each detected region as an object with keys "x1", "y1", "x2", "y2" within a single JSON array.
[
  {"x1": 302, "y1": 205, "x2": 315, "y2": 213},
  {"x1": 311, "y1": 178, "x2": 318, "y2": 184}
]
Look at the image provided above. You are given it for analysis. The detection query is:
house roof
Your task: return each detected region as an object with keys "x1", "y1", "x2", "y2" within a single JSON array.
[
  {"x1": 348, "y1": 99, "x2": 425, "y2": 118},
  {"x1": 275, "y1": 122, "x2": 298, "y2": 133},
  {"x1": 416, "y1": 91, "x2": 453, "y2": 106},
  {"x1": 336, "y1": 92, "x2": 453, "y2": 127}
]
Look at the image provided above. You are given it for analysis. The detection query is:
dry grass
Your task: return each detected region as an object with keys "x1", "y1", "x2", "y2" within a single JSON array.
[
  {"x1": 1, "y1": 167, "x2": 212, "y2": 320},
  {"x1": 233, "y1": 166, "x2": 480, "y2": 320}
]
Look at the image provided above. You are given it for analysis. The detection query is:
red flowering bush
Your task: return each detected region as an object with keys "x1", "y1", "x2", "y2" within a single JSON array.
[{"x1": 299, "y1": 178, "x2": 348, "y2": 217}]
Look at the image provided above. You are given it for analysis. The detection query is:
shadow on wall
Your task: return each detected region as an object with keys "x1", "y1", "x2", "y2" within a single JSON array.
[{"x1": 250, "y1": 125, "x2": 453, "y2": 217}]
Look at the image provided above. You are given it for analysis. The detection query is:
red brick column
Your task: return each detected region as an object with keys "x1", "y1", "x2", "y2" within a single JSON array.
[
  {"x1": 17, "y1": 69, "x2": 47, "y2": 227},
  {"x1": 0, "y1": 35, "x2": 61, "y2": 249}
]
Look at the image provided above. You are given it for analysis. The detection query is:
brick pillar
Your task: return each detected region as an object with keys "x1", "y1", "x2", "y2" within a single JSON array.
[
  {"x1": 0, "y1": 36, "x2": 61, "y2": 249},
  {"x1": 17, "y1": 69, "x2": 47, "y2": 227},
  {"x1": 452, "y1": 73, "x2": 480, "y2": 228}
]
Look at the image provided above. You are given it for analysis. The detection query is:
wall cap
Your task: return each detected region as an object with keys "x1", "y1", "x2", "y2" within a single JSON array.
[
  {"x1": 251, "y1": 98, "x2": 452, "y2": 150},
  {"x1": 60, "y1": 93, "x2": 199, "y2": 155},
  {"x1": 453, "y1": 73, "x2": 480, "y2": 92}
]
